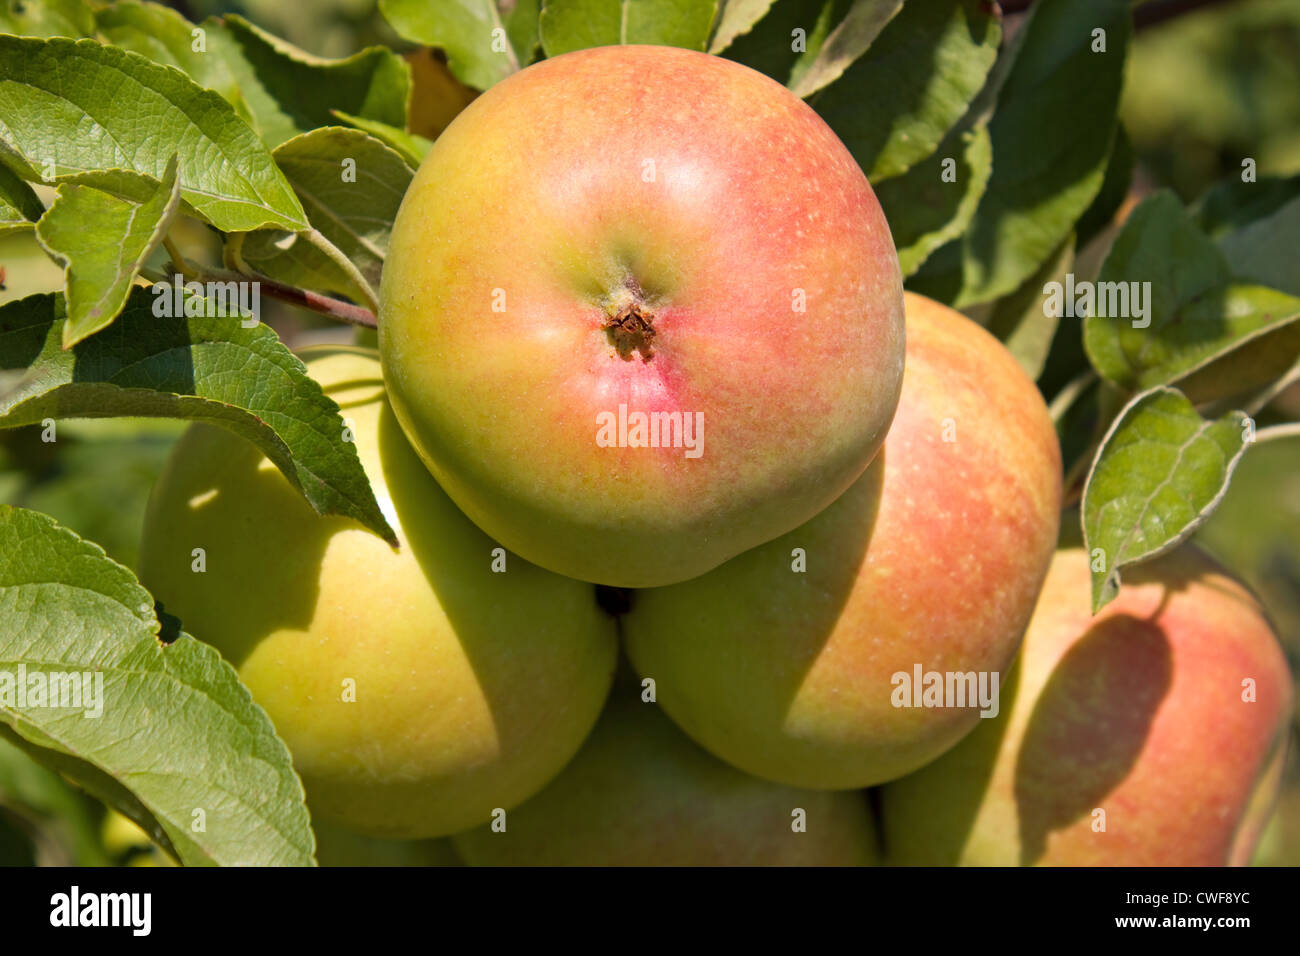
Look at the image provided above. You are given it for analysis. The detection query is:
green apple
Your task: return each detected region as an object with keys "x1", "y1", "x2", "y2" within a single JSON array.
[
  {"x1": 879, "y1": 546, "x2": 1293, "y2": 866},
  {"x1": 624, "y1": 293, "x2": 1063, "y2": 789},
  {"x1": 138, "y1": 348, "x2": 618, "y2": 838},
  {"x1": 312, "y1": 820, "x2": 462, "y2": 867},
  {"x1": 451, "y1": 689, "x2": 879, "y2": 866},
  {"x1": 379, "y1": 44, "x2": 905, "y2": 588}
]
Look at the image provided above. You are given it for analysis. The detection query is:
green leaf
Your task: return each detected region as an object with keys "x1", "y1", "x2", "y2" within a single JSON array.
[
  {"x1": 1082, "y1": 191, "x2": 1300, "y2": 401},
  {"x1": 233, "y1": 128, "x2": 413, "y2": 302},
  {"x1": 1219, "y1": 194, "x2": 1300, "y2": 297},
  {"x1": 0, "y1": 36, "x2": 307, "y2": 233},
  {"x1": 0, "y1": 161, "x2": 41, "y2": 234},
  {"x1": 506, "y1": 0, "x2": 543, "y2": 63},
  {"x1": 332, "y1": 110, "x2": 433, "y2": 168},
  {"x1": 0, "y1": 290, "x2": 397, "y2": 545},
  {"x1": 0, "y1": 506, "x2": 315, "y2": 866},
  {"x1": 1082, "y1": 386, "x2": 1249, "y2": 612},
  {"x1": 216, "y1": 15, "x2": 411, "y2": 150},
  {"x1": 876, "y1": 120, "x2": 991, "y2": 278},
  {"x1": 789, "y1": 0, "x2": 900, "y2": 98},
  {"x1": 1093, "y1": 283, "x2": 1300, "y2": 403},
  {"x1": 723, "y1": 0, "x2": 851, "y2": 85},
  {"x1": 539, "y1": 0, "x2": 719, "y2": 56},
  {"x1": 34, "y1": 156, "x2": 182, "y2": 349},
  {"x1": 0, "y1": 0, "x2": 92, "y2": 37},
  {"x1": 1086, "y1": 191, "x2": 1229, "y2": 334},
  {"x1": 983, "y1": 233, "x2": 1074, "y2": 383},
  {"x1": 381, "y1": 0, "x2": 520, "y2": 90},
  {"x1": 811, "y1": 0, "x2": 998, "y2": 183},
  {"x1": 709, "y1": 0, "x2": 777, "y2": 53},
  {"x1": 93, "y1": 0, "x2": 251, "y2": 123},
  {"x1": 956, "y1": 0, "x2": 1131, "y2": 306},
  {"x1": 1192, "y1": 173, "x2": 1300, "y2": 240}
]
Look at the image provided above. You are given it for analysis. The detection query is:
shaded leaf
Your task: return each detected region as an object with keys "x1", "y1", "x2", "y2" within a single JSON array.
[
  {"x1": 984, "y1": 232, "x2": 1074, "y2": 382},
  {"x1": 216, "y1": 15, "x2": 411, "y2": 150},
  {"x1": 722, "y1": 0, "x2": 851, "y2": 86},
  {"x1": 0, "y1": 290, "x2": 396, "y2": 544},
  {"x1": 813, "y1": 0, "x2": 998, "y2": 183},
  {"x1": 1075, "y1": 123, "x2": 1132, "y2": 248},
  {"x1": 1219, "y1": 194, "x2": 1300, "y2": 296},
  {"x1": 957, "y1": 0, "x2": 1130, "y2": 306},
  {"x1": 1082, "y1": 191, "x2": 1300, "y2": 401},
  {"x1": 710, "y1": 0, "x2": 778, "y2": 53},
  {"x1": 877, "y1": 120, "x2": 991, "y2": 278},
  {"x1": 0, "y1": 162, "x2": 41, "y2": 234},
  {"x1": 1193, "y1": 173, "x2": 1300, "y2": 240},
  {"x1": 789, "y1": 0, "x2": 900, "y2": 98}
]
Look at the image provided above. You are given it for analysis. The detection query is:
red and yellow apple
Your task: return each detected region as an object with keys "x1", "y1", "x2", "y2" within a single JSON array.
[
  {"x1": 138, "y1": 348, "x2": 618, "y2": 839},
  {"x1": 450, "y1": 688, "x2": 879, "y2": 866},
  {"x1": 879, "y1": 546, "x2": 1293, "y2": 866},
  {"x1": 623, "y1": 293, "x2": 1062, "y2": 789},
  {"x1": 379, "y1": 44, "x2": 905, "y2": 588}
]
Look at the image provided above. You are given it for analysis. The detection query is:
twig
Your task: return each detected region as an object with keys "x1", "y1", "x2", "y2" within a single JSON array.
[
  {"x1": 997, "y1": 0, "x2": 1243, "y2": 30},
  {"x1": 1049, "y1": 368, "x2": 1098, "y2": 424},
  {"x1": 163, "y1": 237, "x2": 198, "y2": 281},
  {"x1": 1253, "y1": 422, "x2": 1300, "y2": 445},
  {"x1": 141, "y1": 265, "x2": 377, "y2": 329},
  {"x1": 1060, "y1": 439, "x2": 1099, "y2": 511},
  {"x1": 303, "y1": 228, "x2": 380, "y2": 314}
]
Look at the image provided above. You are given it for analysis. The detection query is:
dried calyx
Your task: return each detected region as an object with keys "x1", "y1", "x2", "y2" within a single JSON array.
[{"x1": 604, "y1": 279, "x2": 656, "y2": 362}]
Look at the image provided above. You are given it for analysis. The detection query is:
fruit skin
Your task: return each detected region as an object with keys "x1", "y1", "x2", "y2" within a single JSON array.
[
  {"x1": 451, "y1": 689, "x2": 879, "y2": 866},
  {"x1": 879, "y1": 547, "x2": 1293, "y2": 866},
  {"x1": 138, "y1": 348, "x2": 617, "y2": 839},
  {"x1": 312, "y1": 820, "x2": 462, "y2": 867},
  {"x1": 380, "y1": 44, "x2": 905, "y2": 588},
  {"x1": 624, "y1": 292, "x2": 1062, "y2": 789}
]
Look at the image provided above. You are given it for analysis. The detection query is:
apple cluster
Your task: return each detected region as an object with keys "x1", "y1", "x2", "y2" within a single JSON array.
[{"x1": 138, "y1": 46, "x2": 1292, "y2": 866}]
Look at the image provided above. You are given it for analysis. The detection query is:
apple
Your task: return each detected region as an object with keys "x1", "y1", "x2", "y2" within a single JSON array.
[
  {"x1": 312, "y1": 820, "x2": 462, "y2": 867},
  {"x1": 879, "y1": 546, "x2": 1293, "y2": 866},
  {"x1": 623, "y1": 292, "x2": 1063, "y2": 789},
  {"x1": 450, "y1": 688, "x2": 879, "y2": 866},
  {"x1": 138, "y1": 348, "x2": 618, "y2": 839},
  {"x1": 379, "y1": 44, "x2": 905, "y2": 588}
]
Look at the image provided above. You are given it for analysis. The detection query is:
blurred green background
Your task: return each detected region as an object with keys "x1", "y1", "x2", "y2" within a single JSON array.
[{"x1": 2, "y1": 0, "x2": 1298, "y2": 866}]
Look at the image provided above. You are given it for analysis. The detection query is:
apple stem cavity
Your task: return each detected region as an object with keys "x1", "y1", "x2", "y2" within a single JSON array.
[{"x1": 604, "y1": 280, "x2": 656, "y2": 362}]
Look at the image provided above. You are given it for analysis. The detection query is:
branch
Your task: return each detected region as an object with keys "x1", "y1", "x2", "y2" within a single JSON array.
[
  {"x1": 147, "y1": 265, "x2": 377, "y2": 329},
  {"x1": 997, "y1": 0, "x2": 1244, "y2": 30},
  {"x1": 1253, "y1": 422, "x2": 1300, "y2": 446}
]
